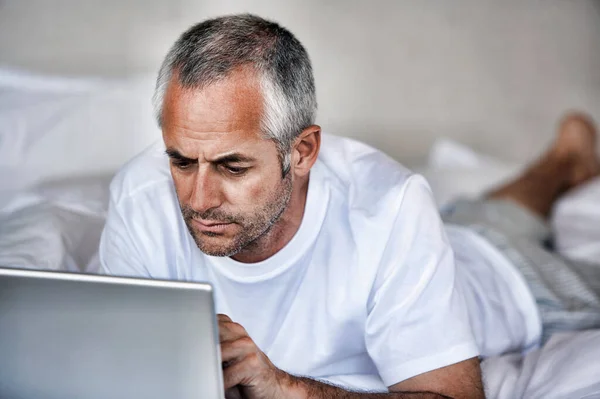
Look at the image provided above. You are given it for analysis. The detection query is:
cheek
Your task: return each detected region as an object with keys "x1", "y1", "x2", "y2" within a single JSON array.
[
  {"x1": 170, "y1": 168, "x2": 195, "y2": 203},
  {"x1": 222, "y1": 174, "x2": 278, "y2": 207}
]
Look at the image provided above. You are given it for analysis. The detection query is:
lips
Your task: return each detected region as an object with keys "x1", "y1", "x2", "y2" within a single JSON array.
[{"x1": 192, "y1": 219, "x2": 233, "y2": 234}]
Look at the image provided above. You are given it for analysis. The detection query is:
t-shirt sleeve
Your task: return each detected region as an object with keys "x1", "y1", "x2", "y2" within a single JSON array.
[
  {"x1": 98, "y1": 186, "x2": 153, "y2": 278},
  {"x1": 365, "y1": 175, "x2": 479, "y2": 387}
]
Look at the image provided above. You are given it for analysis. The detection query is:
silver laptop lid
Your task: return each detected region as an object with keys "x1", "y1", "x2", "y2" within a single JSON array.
[{"x1": 0, "y1": 267, "x2": 224, "y2": 399}]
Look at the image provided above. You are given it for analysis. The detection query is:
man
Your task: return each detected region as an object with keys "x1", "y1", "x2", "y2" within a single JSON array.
[{"x1": 100, "y1": 14, "x2": 483, "y2": 398}]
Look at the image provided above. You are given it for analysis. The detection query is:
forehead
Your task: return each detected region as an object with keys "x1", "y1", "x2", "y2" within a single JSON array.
[{"x1": 161, "y1": 68, "x2": 269, "y2": 155}]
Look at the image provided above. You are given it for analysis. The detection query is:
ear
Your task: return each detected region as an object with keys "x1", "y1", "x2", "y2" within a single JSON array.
[{"x1": 290, "y1": 125, "x2": 321, "y2": 178}]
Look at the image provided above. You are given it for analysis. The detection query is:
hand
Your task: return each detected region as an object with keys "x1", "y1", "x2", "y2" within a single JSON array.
[{"x1": 219, "y1": 314, "x2": 294, "y2": 399}]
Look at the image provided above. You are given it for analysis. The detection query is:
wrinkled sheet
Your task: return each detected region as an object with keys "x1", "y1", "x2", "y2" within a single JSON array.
[
  {"x1": 0, "y1": 175, "x2": 111, "y2": 274},
  {"x1": 482, "y1": 330, "x2": 600, "y2": 399}
]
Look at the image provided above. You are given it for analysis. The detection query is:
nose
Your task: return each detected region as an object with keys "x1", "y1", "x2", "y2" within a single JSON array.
[{"x1": 189, "y1": 166, "x2": 223, "y2": 214}]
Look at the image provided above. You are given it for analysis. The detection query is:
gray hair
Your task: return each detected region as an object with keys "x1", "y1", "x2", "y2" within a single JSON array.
[{"x1": 152, "y1": 14, "x2": 317, "y2": 175}]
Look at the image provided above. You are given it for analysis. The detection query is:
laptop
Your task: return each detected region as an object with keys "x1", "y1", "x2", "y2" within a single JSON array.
[{"x1": 0, "y1": 267, "x2": 224, "y2": 399}]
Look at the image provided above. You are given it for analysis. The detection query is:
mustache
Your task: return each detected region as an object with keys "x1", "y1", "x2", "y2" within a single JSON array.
[{"x1": 181, "y1": 206, "x2": 238, "y2": 224}]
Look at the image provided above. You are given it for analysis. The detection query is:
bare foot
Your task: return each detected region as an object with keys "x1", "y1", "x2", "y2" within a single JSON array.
[{"x1": 551, "y1": 112, "x2": 600, "y2": 189}]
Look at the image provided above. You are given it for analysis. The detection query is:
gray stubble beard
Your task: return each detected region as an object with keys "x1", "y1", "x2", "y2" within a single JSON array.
[{"x1": 181, "y1": 171, "x2": 293, "y2": 258}]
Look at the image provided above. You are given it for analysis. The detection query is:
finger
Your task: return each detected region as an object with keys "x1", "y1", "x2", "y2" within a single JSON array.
[
  {"x1": 222, "y1": 355, "x2": 255, "y2": 390},
  {"x1": 218, "y1": 320, "x2": 248, "y2": 342},
  {"x1": 217, "y1": 314, "x2": 232, "y2": 323},
  {"x1": 221, "y1": 336, "x2": 255, "y2": 364}
]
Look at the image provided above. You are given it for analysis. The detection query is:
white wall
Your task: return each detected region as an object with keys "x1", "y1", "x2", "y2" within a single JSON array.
[{"x1": 1, "y1": 0, "x2": 599, "y2": 171}]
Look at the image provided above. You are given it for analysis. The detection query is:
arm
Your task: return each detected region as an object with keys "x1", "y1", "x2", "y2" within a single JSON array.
[
  {"x1": 219, "y1": 315, "x2": 471, "y2": 399},
  {"x1": 287, "y1": 377, "x2": 453, "y2": 398},
  {"x1": 388, "y1": 358, "x2": 483, "y2": 398},
  {"x1": 362, "y1": 175, "x2": 483, "y2": 397}
]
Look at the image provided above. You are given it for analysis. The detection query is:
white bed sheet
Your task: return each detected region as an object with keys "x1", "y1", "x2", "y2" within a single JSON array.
[
  {"x1": 482, "y1": 330, "x2": 600, "y2": 399},
  {"x1": 0, "y1": 175, "x2": 111, "y2": 274}
]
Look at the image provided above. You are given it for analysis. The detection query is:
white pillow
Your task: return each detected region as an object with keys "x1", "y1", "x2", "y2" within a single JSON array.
[
  {"x1": 553, "y1": 176, "x2": 600, "y2": 265},
  {"x1": 417, "y1": 138, "x2": 519, "y2": 206},
  {"x1": 0, "y1": 69, "x2": 104, "y2": 172},
  {"x1": 0, "y1": 68, "x2": 159, "y2": 192}
]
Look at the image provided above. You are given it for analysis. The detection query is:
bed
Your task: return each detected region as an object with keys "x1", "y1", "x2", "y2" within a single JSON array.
[{"x1": 2, "y1": 69, "x2": 600, "y2": 398}]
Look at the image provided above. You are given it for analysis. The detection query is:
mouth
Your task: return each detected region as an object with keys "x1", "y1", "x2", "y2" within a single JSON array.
[{"x1": 192, "y1": 219, "x2": 234, "y2": 234}]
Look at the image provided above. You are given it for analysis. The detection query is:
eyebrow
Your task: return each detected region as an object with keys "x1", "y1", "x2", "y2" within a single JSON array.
[
  {"x1": 165, "y1": 148, "x2": 197, "y2": 164},
  {"x1": 165, "y1": 148, "x2": 256, "y2": 164},
  {"x1": 213, "y1": 153, "x2": 256, "y2": 164}
]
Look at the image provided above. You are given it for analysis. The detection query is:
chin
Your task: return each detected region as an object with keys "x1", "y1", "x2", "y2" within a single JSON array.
[
  {"x1": 194, "y1": 235, "x2": 241, "y2": 257},
  {"x1": 199, "y1": 247, "x2": 241, "y2": 257}
]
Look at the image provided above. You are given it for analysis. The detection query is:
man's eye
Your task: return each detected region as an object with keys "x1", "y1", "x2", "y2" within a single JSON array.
[
  {"x1": 224, "y1": 165, "x2": 247, "y2": 175},
  {"x1": 173, "y1": 161, "x2": 192, "y2": 170}
]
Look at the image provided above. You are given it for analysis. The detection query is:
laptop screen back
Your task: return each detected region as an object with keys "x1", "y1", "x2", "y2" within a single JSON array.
[{"x1": 0, "y1": 268, "x2": 223, "y2": 399}]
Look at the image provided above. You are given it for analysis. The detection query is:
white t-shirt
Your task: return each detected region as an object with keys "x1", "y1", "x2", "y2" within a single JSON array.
[{"x1": 99, "y1": 134, "x2": 479, "y2": 391}]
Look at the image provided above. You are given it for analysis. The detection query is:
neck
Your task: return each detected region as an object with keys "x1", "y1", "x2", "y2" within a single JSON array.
[{"x1": 231, "y1": 175, "x2": 309, "y2": 263}]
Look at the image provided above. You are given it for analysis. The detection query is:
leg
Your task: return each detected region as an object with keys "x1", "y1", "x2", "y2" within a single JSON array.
[
  {"x1": 443, "y1": 112, "x2": 600, "y2": 345},
  {"x1": 488, "y1": 112, "x2": 600, "y2": 218},
  {"x1": 443, "y1": 113, "x2": 600, "y2": 243}
]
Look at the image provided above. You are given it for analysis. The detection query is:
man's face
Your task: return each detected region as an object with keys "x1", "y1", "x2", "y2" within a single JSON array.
[{"x1": 161, "y1": 69, "x2": 292, "y2": 257}]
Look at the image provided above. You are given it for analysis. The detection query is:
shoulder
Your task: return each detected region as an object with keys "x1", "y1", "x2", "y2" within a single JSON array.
[
  {"x1": 101, "y1": 141, "x2": 189, "y2": 279},
  {"x1": 108, "y1": 140, "x2": 174, "y2": 206},
  {"x1": 318, "y1": 134, "x2": 428, "y2": 215}
]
